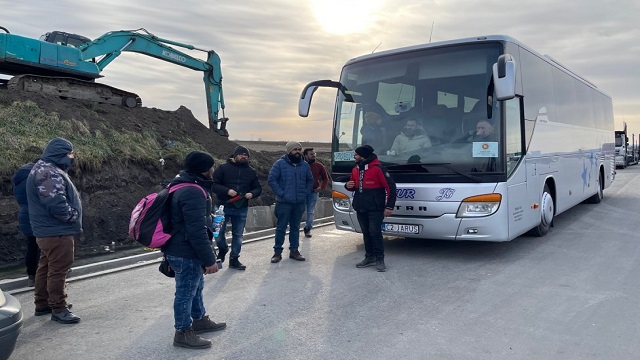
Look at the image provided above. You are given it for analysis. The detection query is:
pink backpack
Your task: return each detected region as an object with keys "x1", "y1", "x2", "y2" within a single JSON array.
[{"x1": 128, "y1": 183, "x2": 207, "y2": 248}]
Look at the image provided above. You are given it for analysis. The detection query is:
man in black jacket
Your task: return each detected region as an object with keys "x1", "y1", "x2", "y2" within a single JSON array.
[
  {"x1": 163, "y1": 151, "x2": 226, "y2": 349},
  {"x1": 211, "y1": 146, "x2": 262, "y2": 270}
]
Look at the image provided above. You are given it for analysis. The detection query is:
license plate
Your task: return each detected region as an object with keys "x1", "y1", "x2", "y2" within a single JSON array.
[{"x1": 382, "y1": 223, "x2": 419, "y2": 234}]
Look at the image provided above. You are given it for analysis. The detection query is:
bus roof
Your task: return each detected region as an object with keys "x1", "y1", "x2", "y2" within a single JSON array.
[{"x1": 345, "y1": 34, "x2": 609, "y2": 98}]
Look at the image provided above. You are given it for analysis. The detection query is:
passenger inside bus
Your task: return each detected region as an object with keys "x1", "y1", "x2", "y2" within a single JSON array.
[
  {"x1": 389, "y1": 118, "x2": 432, "y2": 155},
  {"x1": 360, "y1": 107, "x2": 388, "y2": 153}
]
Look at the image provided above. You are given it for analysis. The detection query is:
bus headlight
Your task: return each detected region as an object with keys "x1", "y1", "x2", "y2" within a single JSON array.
[
  {"x1": 456, "y1": 193, "x2": 502, "y2": 218},
  {"x1": 332, "y1": 190, "x2": 351, "y2": 211}
]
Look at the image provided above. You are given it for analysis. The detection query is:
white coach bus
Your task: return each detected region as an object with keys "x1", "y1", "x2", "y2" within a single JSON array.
[{"x1": 299, "y1": 35, "x2": 615, "y2": 241}]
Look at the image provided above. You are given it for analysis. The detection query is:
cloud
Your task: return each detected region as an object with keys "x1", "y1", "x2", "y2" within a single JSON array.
[{"x1": 2, "y1": 0, "x2": 639, "y2": 139}]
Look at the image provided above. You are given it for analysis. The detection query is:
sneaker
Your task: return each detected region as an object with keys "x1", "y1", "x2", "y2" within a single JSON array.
[
  {"x1": 289, "y1": 250, "x2": 306, "y2": 261},
  {"x1": 216, "y1": 247, "x2": 228, "y2": 263},
  {"x1": 27, "y1": 275, "x2": 35, "y2": 287},
  {"x1": 229, "y1": 257, "x2": 246, "y2": 270},
  {"x1": 35, "y1": 303, "x2": 72, "y2": 316},
  {"x1": 356, "y1": 256, "x2": 376, "y2": 268},
  {"x1": 173, "y1": 328, "x2": 211, "y2": 349},
  {"x1": 191, "y1": 315, "x2": 227, "y2": 334},
  {"x1": 376, "y1": 259, "x2": 387, "y2": 272},
  {"x1": 51, "y1": 308, "x2": 80, "y2": 324},
  {"x1": 271, "y1": 253, "x2": 282, "y2": 263},
  {"x1": 303, "y1": 226, "x2": 312, "y2": 238}
]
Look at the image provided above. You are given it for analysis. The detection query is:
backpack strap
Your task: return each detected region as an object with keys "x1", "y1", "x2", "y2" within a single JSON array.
[{"x1": 167, "y1": 183, "x2": 208, "y2": 198}]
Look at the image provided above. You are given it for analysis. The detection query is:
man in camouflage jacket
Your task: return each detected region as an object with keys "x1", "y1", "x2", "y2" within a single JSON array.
[{"x1": 26, "y1": 137, "x2": 82, "y2": 324}]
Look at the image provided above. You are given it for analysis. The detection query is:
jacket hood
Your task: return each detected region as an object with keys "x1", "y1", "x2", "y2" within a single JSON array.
[
  {"x1": 40, "y1": 138, "x2": 73, "y2": 167},
  {"x1": 358, "y1": 154, "x2": 379, "y2": 169}
]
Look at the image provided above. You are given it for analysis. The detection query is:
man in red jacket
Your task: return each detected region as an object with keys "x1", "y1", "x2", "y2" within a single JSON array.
[
  {"x1": 345, "y1": 145, "x2": 396, "y2": 272},
  {"x1": 303, "y1": 147, "x2": 329, "y2": 238}
]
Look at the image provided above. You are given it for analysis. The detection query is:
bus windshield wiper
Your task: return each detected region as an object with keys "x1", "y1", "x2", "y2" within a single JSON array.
[{"x1": 387, "y1": 162, "x2": 482, "y2": 182}]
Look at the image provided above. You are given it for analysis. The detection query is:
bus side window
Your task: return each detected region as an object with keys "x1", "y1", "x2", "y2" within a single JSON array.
[{"x1": 505, "y1": 97, "x2": 523, "y2": 175}]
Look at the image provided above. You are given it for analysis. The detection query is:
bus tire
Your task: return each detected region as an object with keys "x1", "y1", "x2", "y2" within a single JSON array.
[
  {"x1": 584, "y1": 171, "x2": 604, "y2": 204},
  {"x1": 528, "y1": 184, "x2": 554, "y2": 237}
]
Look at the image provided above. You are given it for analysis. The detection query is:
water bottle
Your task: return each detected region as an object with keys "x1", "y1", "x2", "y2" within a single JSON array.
[{"x1": 212, "y1": 205, "x2": 225, "y2": 238}]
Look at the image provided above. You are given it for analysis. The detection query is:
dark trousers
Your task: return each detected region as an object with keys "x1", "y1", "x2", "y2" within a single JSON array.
[
  {"x1": 25, "y1": 235, "x2": 40, "y2": 276},
  {"x1": 34, "y1": 236, "x2": 74, "y2": 311},
  {"x1": 356, "y1": 211, "x2": 385, "y2": 259}
]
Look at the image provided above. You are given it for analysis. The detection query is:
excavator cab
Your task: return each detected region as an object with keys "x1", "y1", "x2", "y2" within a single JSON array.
[{"x1": 39, "y1": 31, "x2": 90, "y2": 48}]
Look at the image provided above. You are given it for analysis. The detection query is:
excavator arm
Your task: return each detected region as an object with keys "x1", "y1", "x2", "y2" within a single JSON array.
[{"x1": 78, "y1": 29, "x2": 228, "y2": 136}]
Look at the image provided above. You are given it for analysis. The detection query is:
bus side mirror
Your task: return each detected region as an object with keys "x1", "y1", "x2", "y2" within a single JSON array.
[
  {"x1": 299, "y1": 84, "x2": 320, "y2": 117},
  {"x1": 298, "y1": 80, "x2": 353, "y2": 117},
  {"x1": 493, "y1": 54, "x2": 516, "y2": 101}
]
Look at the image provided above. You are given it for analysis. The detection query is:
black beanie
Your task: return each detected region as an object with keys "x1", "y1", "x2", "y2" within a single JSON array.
[
  {"x1": 233, "y1": 146, "x2": 250, "y2": 157},
  {"x1": 184, "y1": 151, "x2": 215, "y2": 173},
  {"x1": 355, "y1": 145, "x2": 374, "y2": 158}
]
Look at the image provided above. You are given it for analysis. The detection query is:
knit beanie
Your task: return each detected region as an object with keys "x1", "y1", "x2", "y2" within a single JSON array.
[
  {"x1": 233, "y1": 146, "x2": 250, "y2": 157},
  {"x1": 285, "y1": 141, "x2": 302, "y2": 154},
  {"x1": 184, "y1": 150, "x2": 215, "y2": 173},
  {"x1": 355, "y1": 145, "x2": 374, "y2": 158}
]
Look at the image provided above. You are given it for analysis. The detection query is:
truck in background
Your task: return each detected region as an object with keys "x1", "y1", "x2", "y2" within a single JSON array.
[{"x1": 615, "y1": 122, "x2": 638, "y2": 168}]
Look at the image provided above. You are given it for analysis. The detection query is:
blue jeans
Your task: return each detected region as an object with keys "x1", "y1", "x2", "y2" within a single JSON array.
[
  {"x1": 166, "y1": 255, "x2": 206, "y2": 332},
  {"x1": 273, "y1": 202, "x2": 305, "y2": 253},
  {"x1": 305, "y1": 192, "x2": 319, "y2": 229},
  {"x1": 215, "y1": 206, "x2": 248, "y2": 258}
]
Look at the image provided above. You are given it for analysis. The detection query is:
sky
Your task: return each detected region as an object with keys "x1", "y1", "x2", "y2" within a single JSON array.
[{"x1": 2, "y1": 0, "x2": 639, "y2": 142}]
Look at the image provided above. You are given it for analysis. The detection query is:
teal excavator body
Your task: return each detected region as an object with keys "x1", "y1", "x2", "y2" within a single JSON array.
[{"x1": 0, "y1": 27, "x2": 228, "y2": 136}]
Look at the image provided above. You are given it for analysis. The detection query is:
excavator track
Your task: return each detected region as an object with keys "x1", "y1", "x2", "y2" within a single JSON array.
[{"x1": 7, "y1": 74, "x2": 142, "y2": 108}]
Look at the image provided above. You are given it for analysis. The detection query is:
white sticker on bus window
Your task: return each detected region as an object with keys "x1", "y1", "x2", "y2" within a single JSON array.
[
  {"x1": 334, "y1": 151, "x2": 355, "y2": 162},
  {"x1": 472, "y1": 142, "x2": 498, "y2": 157}
]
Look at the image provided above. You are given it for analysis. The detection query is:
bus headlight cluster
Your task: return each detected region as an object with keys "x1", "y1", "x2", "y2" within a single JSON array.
[
  {"x1": 332, "y1": 190, "x2": 352, "y2": 211},
  {"x1": 456, "y1": 193, "x2": 502, "y2": 218}
]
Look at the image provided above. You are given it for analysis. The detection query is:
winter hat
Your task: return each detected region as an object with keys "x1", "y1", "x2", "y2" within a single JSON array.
[
  {"x1": 233, "y1": 146, "x2": 250, "y2": 157},
  {"x1": 184, "y1": 150, "x2": 215, "y2": 173},
  {"x1": 355, "y1": 145, "x2": 374, "y2": 158},
  {"x1": 285, "y1": 141, "x2": 302, "y2": 154}
]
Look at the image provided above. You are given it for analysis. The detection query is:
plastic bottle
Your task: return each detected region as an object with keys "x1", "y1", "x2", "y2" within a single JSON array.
[{"x1": 212, "y1": 205, "x2": 225, "y2": 238}]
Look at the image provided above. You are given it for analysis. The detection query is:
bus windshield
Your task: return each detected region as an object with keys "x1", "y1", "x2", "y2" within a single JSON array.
[{"x1": 332, "y1": 43, "x2": 504, "y2": 180}]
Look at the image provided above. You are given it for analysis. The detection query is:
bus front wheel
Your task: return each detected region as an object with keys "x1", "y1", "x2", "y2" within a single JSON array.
[{"x1": 529, "y1": 184, "x2": 554, "y2": 237}]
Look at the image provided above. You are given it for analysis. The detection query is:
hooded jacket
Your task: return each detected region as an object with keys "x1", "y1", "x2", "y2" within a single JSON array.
[
  {"x1": 162, "y1": 170, "x2": 216, "y2": 267},
  {"x1": 345, "y1": 155, "x2": 397, "y2": 212},
  {"x1": 26, "y1": 138, "x2": 82, "y2": 237},
  {"x1": 12, "y1": 162, "x2": 36, "y2": 236},
  {"x1": 268, "y1": 154, "x2": 313, "y2": 204},
  {"x1": 211, "y1": 157, "x2": 262, "y2": 208}
]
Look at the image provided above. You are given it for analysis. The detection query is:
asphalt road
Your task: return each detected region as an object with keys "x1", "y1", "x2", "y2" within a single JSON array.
[{"x1": 11, "y1": 166, "x2": 640, "y2": 360}]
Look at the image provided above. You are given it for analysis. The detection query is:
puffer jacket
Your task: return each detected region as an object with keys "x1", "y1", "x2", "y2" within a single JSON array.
[
  {"x1": 26, "y1": 138, "x2": 82, "y2": 237},
  {"x1": 268, "y1": 154, "x2": 313, "y2": 204},
  {"x1": 162, "y1": 170, "x2": 216, "y2": 267},
  {"x1": 12, "y1": 162, "x2": 36, "y2": 236},
  {"x1": 345, "y1": 155, "x2": 397, "y2": 212}
]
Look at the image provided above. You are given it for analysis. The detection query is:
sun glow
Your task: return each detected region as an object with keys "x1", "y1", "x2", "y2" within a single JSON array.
[{"x1": 311, "y1": 0, "x2": 384, "y2": 35}]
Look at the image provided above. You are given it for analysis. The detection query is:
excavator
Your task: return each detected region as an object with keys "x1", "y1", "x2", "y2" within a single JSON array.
[{"x1": 0, "y1": 27, "x2": 229, "y2": 136}]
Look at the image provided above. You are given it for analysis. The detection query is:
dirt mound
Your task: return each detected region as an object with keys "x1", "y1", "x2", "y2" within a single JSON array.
[{"x1": 0, "y1": 88, "x2": 330, "y2": 268}]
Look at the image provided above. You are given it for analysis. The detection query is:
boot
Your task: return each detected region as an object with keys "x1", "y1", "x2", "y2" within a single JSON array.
[
  {"x1": 289, "y1": 250, "x2": 306, "y2": 261},
  {"x1": 216, "y1": 247, "x2": 228, "y2": 263},
  {"x1": 51, "y1": 309, "x2": 81, "y2": 324},
  {"x1": 303, "y1": 226, "x2": 312, "y2": 238},
  {"x1": 173, "y1": 327, "x2": 211, "y2": 349},
  {"x1": 356, "y1": 256, "x2": 376, "y2": 268},
  {"x1": 27, "y1": 275, "x2": 35, "y2": 287},
  {"x1": 191, "y1": 315, "x2": 227, "y2": 334},
  {"x1": 271, "y1": 253, "x2": 282, "y2": 263},
  {"x1": 229, "y1": 257, "x2": 246, "y2": 270},
  {"x1": 376, "y1": 259, "x2": 387, "y2": 272}
]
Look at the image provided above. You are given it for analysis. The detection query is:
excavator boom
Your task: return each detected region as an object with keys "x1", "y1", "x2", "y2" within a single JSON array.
[{"x1": 0, "y1": 27, "x2": 228, "y2": 136}]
